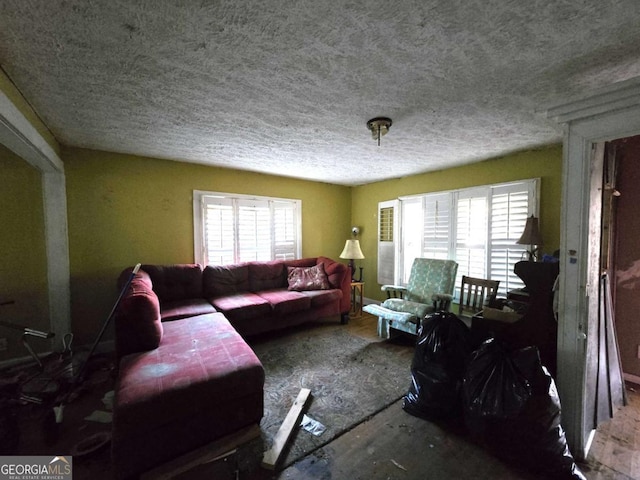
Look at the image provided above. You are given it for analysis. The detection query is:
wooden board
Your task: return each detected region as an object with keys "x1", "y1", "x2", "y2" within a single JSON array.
[
  {"x1": 261, "y1": 387, "x2": 311, "y2": 470},
  {"x1": 141, "y1": 424, "x2": 261, "y2": 480}
]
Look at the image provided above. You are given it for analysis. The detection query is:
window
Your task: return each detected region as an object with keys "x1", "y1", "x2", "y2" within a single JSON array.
[
  {"x1": 193, "y1": 191, "x2": 301, "y2": 266},
  {"x1": 397, "y1": 179, "x2": 538, "y2": 296}
]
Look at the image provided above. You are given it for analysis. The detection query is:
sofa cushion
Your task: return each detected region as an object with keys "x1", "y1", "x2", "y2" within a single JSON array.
[
  {"x1": 301, "y1": 288, "x2": 343, "y2": 308},
  {"x1": 160, "y1": 299, "x2": 217, "y2": 322},
  {"x1": 114, "y1": 312, "x2": 264, "y2": 435},
  {"x1": 210, "y1": 292, "x2": 272, "y2": 321},
  {"x1": 382, "y1": 298, "x2": 432, "y2": 319},
  {"x1": 203, "y1": 264, "x2": 250, "y2": 298},
  {"x1": 115, "y1": 277, "x2": 163, "y2": 357},
  {"x1": 248, "y1": 261, "x2": 286, "y2": 291},
  {"x1": 142, "y1": 264, "x2": 203, "y2": 302},
  {"x1": 257, "y1": 288, "x2": 311, "y2": 316},
  {"x1": 287, "y1": 263, "x2": 331, "y2": 291}
]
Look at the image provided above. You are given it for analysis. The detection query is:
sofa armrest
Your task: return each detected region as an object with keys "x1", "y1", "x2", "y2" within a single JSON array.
[
  {"x1": 317, "y1": 256, "x2": 351, "y2": 314},
  {"x1": 115, "y1": 267, "x2": 163, "y2": 359}
]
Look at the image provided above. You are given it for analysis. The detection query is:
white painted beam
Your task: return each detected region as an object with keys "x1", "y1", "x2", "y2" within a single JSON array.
[{"x1": 0, "y1": 89, "x2": 71, "y2": 349}]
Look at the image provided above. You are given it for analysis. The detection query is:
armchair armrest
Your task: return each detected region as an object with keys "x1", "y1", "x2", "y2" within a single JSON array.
[
  {"x1": 431, "y1": 293, "x2": 454, "y2": 311},
  {"x1": 381, "y1": 284, "x2": 407, "y2": 299}
]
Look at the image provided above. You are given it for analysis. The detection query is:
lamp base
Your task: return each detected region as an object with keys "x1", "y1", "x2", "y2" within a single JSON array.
[{"x1": 348, "y1": 262, "x2": 363, "y2": 283}]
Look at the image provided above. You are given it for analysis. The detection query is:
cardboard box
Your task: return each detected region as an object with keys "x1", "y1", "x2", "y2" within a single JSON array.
[{"x1": 481, "y1": 307, "x2": 523, "y2": 323}]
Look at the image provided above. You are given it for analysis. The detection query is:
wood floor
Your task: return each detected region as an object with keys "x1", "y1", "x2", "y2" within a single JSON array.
[
  {"x1": 265, "y1": 313, "x2": 640, "y2": 480},
  {"x1": 11, "y1": 313, "x2": 638, "y2": 479}
]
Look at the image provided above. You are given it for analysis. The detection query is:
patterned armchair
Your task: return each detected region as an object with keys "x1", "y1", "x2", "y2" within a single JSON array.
[{"x1": 363, "y1": 258, "x2": 458, "y2": 338}]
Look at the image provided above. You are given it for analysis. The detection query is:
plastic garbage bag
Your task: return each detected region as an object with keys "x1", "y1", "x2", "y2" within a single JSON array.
[
  {"x1": 463, "y1": 339, "x2": 533, "y2": 420},
  {"x1": 403, "y1": 311, "x2": 472, "y2": 419},
  {"x1": 463, "y1": 339, "x2": 586, "y2": 480}
]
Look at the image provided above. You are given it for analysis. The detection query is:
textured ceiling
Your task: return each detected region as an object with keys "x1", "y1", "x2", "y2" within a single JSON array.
[{"x1": 2, "y1": 1, "x2": 640, "y2": 186}]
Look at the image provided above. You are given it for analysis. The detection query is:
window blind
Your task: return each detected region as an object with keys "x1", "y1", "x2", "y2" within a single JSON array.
[
  {"x1": 195, "y1": 192, "x2": 301, "y2": 266},
  {"x1": 395, "y1": 179, "x2": 537, "y2": 295}
]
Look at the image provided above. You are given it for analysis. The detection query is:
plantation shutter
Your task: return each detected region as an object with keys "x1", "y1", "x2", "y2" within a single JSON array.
[
  {"x1": 399, "y1": 197, "x2": 422, "y2": 284},
  {"x1": 237, "y1": 199, "x2": 271, "y2": 262},
  {"x1": 392, "y1": 179, "x2": 538, "y2": 298},
  {"x1": 196, "y1": 191, "x2": 301, "y2": 266},
  {"x1": 202, "y1": 196, "x2": 235, "y2": 266},
  {"x1": 273, "y1": 200, "x2": 298, "y2": 260},
  {"x1": 455, "y1": 190, "x2": 488, "y2": 282},
  {"x1": 423, "y1": 193, "x2": 451, "y2": 260},
  {"x1": 489, "y1": 183, "x2": 535, "y2": 294},
  {"x1": 377, "y1": 200, "x2": 397, "y2": 285}
]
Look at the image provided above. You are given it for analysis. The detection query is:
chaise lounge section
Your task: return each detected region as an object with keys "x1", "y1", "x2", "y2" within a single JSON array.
[{"x1": 112, "y1": 312, "x2": 264, "y2": 479}]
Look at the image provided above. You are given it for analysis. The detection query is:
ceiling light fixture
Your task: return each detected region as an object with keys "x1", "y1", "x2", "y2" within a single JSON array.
[{"x1": 367, "y1": 117, "x2": 392, "y2": 146}]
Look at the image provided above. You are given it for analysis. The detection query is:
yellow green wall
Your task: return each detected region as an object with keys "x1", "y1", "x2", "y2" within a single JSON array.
[
  {"x1": 0, "y1": 144, "x2": 49, "y2": 360},
  {"x1": 0, "y1": 82, "x2": 563, "y2": 350},
  {"x1": 64, "y1": 147, "x2": 352, "y2": 343},
  {"x1": 352, "y1": 145, "x2": 563, "y2": 302}
]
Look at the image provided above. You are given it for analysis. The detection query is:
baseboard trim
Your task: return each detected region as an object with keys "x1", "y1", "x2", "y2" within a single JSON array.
[
  {"x1": 363, "y1": 297, "x2": 378, "y2": 306},
  {"x1": 623, "y1": 372, "x2": 640, "y2": 385}
]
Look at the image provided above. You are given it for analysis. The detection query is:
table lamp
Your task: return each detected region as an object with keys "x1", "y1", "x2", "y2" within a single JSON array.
[
  {"x1": 340, "y1": 227, "x2": 365, "y2": 282},
  {"x1": 517, "y1": 215, "x2": 543, "y2": 261}
]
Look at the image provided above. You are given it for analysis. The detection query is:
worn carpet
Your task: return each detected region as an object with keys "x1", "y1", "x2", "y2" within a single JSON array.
[
  {"x1": 11, "y1": 321, "x2": 415, "y2": 478},
  {"x1": 248, "y1": 320, "x2": 415, "y2": 469}
]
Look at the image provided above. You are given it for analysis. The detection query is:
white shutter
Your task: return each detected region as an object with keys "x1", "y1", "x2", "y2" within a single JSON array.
[
  {"x1": 394, "y1": 179, "x2": 538, "y2": 299},
  {"x1": 489, "y1": 182, "x2": 536, "y2": 294},
  {"x1": 377, "y1": 200, "x2": 397, "y2": 285},
  {"x1": 194, "y1": 191, "x2": 301, "y2": 266},
  {"x1": 237, "y1": 199, "x2": 271, "y2": 262},
  {"x1": 400, "y1": 197, "x2": 422, "y2": 284},
  {"x1": 455, "y1": 190, "x2": 488, "y2": 281},
  {"x1": 202, "y1": 196, "x2": 235, "y2": 266},
  {"x1": 423, "y1": 193, "x2": 451, "y2": 260},
  {"x1": 272, "y1": 200, "x2": 298, "y2": 260}
]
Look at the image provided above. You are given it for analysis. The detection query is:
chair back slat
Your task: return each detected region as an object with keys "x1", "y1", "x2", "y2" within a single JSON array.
[{"x1": 458, "y1": 275, "x2": 500, "y2": 318}]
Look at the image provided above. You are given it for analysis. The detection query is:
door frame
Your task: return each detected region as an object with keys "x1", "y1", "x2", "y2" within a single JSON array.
[
  {"x1": 546, "y1": 77, "x2": 640, "y2": 459},
  {"x1": 0, "y1": 88, "x2": 71, "y2": 351}
]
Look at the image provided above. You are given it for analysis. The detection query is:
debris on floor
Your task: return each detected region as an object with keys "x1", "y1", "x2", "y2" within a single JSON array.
[{"x1": 300, "y1": 414, "x2": 326, "y2": 436}]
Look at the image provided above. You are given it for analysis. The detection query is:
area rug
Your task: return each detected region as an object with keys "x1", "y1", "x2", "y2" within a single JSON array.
[{"x1": 248, "y1": 320, "x2": 415, "y2": 468}]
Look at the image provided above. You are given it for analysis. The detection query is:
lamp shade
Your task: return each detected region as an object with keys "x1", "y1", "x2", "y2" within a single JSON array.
[
  {"x1": 517, "y1": 215, "x2": 543, "y2": 246},
  {"x1": 339, "y1": 239, "x2": 365, "y2": 260}
]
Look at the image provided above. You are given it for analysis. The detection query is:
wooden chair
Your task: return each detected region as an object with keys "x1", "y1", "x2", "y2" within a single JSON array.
[{"x1": 458, "y1": 275, "x2": 500, "y2": 325}]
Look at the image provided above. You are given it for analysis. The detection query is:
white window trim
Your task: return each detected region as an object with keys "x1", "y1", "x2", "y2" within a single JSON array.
[{"x1": 193, "y1": 190, "x2": 302, "y2": 265}]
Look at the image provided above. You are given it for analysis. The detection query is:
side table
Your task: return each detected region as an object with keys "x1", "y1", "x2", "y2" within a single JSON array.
[{"x1": 350, "y1": 282, "x2": 364, "y2": 318}]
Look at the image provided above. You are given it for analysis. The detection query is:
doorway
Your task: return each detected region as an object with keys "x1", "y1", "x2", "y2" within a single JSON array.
[
  {"x1": 606, "y1": 135, "x2": 640, "y2": 384},
  {"x1": 546, "y1": 78, "x2": 640, "y2": 460}
]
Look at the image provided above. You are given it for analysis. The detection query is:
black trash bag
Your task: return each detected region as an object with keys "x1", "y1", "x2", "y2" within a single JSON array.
[
  {"x1": 403, "y1": 311, "x2": 472, "y2": 419},
  {"x1": 463, "y1": 339, "x2": 586, "y2": 480},
  {"x1": 463, "y1": 338, "x2": 533, "y2": 420}
]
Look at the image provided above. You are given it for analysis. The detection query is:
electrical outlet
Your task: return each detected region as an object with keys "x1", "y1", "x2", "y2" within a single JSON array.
[{"x1": 0, "y1": 338, "x2": 7, "y2": 351}]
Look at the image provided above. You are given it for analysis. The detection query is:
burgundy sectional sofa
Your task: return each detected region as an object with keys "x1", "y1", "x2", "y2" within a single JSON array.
[{"x1": 111, "y1": 257, "x2": 350, "y2": 478}]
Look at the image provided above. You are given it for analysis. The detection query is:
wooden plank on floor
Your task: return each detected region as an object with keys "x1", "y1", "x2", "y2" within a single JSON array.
[
  {"x1": 262, "y1": 387, "x2": 311, "y2": 470},
  {"x1": 141, "y1": 423, "x2": 261, "y2": 480}
]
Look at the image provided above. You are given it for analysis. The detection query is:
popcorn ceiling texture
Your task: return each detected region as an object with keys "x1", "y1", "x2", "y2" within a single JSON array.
[{"x1": 1, "y1": 0, "x2": 640, "y2": 185}]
